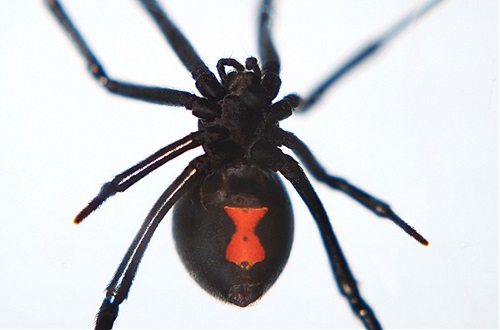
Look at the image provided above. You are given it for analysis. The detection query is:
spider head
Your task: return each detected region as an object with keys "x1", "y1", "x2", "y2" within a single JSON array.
[{"x1": 217, "y1": 57, "x2": 262, "y2": 95}]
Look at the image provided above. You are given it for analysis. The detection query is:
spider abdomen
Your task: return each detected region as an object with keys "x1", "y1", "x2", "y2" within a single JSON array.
[{"x1": 173, "y1": 161, "x2": 293, "y2": 306}]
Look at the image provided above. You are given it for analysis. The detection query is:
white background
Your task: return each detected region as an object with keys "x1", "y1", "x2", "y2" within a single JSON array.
[{"x1": 0, "y1": 0, "x2": 498, "y2": 328}]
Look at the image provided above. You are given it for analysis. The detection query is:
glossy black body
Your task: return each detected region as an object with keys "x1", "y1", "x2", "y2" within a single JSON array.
[
  {"x1": 173, "y1": 162, "x2": 293, "y2": 306},
  {"x1": 45, "y1": 0, "x2": 435, "y2": 329}
]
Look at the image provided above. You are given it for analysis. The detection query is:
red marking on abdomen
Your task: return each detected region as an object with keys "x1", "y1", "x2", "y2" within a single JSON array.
[{"x1": 224, "y1": 206, "x2": 268, "y2": 269}]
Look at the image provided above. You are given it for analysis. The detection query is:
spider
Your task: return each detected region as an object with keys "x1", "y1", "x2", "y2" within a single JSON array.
[{"x1": 46, "y1": 0, "x2": 440, "y2": 329}]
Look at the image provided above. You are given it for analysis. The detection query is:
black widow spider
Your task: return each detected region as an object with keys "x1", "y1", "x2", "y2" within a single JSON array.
[{"x1": 46, "y1": 0, "x2": 440, "y2": 329}]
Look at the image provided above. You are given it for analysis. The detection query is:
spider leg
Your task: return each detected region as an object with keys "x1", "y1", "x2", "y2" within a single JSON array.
[
  {"x1": 94, "y1": 155, "x2": 208, "y2": 330},
  {"x1": 299, "y1": 0, "x2": 444, "y2": 112},
  {"x1": 139, "y1": 0, "x2": 226, "y2": 100},
  {"x1": 277, "y1": 129, "x2": 428, "y2": 246},
  {"x1": 45, "y1": 0, "x2": 204, "y2": 108},
  {"x1": 255, "y1": 145, "x2": 382, "y2": 330},
  {"x1": 74, "y1": 132, "x2": 204, "y2": 224},
  {"x1": 258, "y1": 0, "x2": 282, "y2": 101}
]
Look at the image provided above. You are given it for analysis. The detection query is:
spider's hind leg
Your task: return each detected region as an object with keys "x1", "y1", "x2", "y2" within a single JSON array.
[
  {"x1": 253, "y1": 143, "x2": 383, "y2": 330},
  {"x1": 277, "y1": 129, "x2": 428, "y2": 246},
  {"x1": 94, "y1": 156, "x2": 209, "y2": 330}
]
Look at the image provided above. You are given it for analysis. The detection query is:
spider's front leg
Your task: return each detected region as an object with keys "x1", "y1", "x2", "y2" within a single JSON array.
[
  {"x1": 297, "y1": 0, "x2": 444, "y2": 112},
  {"x1": 45, "y1": 0, "x2": 206, "y2": 106}
]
